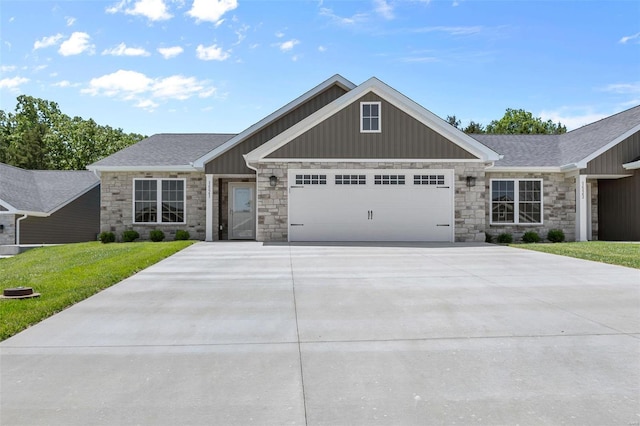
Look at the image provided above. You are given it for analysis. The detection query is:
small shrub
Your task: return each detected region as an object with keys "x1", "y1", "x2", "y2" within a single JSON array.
[
  {"x1": 149, "y1": 230, "x2": 165, "y2": 242},
  {"x1": 99, "y1": 231, "x2": 116, "y2": 244},
  {"x1": 122, "y1": 230, "x2": 140, "y2": 243},
  {"x1": 497, "y1": 233, "x2": 513, "y2": 244},
  {"x1": 485, "y1": 233, "x2": 493, "y2": 243},
  {"x1": 547, "y1": 229, "x2": 565, "y2": 243},
  {"x1": 174, "y1": 230, "x2": 190, "y2": 241},
  {"x1": 522, "y1": 231, "x2": 541, "y2": 244}
]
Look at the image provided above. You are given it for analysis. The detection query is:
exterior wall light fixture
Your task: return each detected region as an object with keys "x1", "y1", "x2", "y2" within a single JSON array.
[
  {"x1": 269, "y1": 175, "x2": 278, "y2": 187},
  {"x1": 466, "y1": 176, "x2": 477, "y2": 187}
]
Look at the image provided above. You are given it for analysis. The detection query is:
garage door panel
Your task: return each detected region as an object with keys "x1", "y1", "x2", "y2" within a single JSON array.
[{"x1": 288, "y1": 169, "x2": 453, "y2": 242}]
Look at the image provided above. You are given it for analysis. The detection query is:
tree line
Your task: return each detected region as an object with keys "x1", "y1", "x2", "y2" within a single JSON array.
[
  {"x1": 0, "y1": 95, "x2": 145, "y2": 170},
  {"x1": 446, "y1": 108, "x2": 567, "y2": 135}
]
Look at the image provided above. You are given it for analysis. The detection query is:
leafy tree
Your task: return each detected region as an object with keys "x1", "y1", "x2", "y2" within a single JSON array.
[
  {"x1": 0, "y1": 95, "x2": 145, "y2": 170},
  {"x1": 446, "y1": 115, "x2": 461, "y2": 129},
  {"x1": 463, "y1": 121, "x2": 485, "y2": 134},
  {"x1": 485, "y1": 108, "x2": 566, "y2": 135}
]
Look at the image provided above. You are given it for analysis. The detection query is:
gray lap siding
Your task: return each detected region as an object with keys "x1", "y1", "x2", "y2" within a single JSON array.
[{"x1": 100, "y1": 171, "x2": 206, "y2": 241}]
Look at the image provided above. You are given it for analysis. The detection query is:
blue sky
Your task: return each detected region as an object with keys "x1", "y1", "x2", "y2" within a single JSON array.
[{"x1": 1, "y1": 0, "x2": 638, "y2": 136}]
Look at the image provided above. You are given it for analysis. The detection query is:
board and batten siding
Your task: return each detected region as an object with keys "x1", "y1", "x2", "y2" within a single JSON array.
[
  {"x1": 20, "y1": 186, "x2": 100, "y2": 244},
  {"x1": 582, "y1": 131, "x2": 640, "y2": 175},
  {"x1": 598, "y1": 171, "x2": 640, "y2": 241},
  {"x1": 205, "y1": 84, "x2": 349, "y2": 175},
  {"x1": 267, "y1": 92, "x2": 478, "y2": 160}
]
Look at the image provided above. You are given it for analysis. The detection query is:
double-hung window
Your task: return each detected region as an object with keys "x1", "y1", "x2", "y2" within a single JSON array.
[
  {"x1": 134, "y1": 179, "x2": 185, "y2": 224},
  {"x1": 361, "y1": 101, "x2": 381, "y2": 133},
  {"x1": 490, "y1": 179, "x2": 542, "y2": 224}
]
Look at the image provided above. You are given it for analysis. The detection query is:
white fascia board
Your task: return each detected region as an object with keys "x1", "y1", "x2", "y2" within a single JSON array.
[
  {"x1": 0, "y1": 199, "x2": 18, "y2": 212},
  {"x1": 192, "y1": 74, "x2": 357, "y2": 169},
  {"x1": 45, "y1": 181, "x2": 101, "y2": 216},
  {"x1": 245, "y1": 76, "x2": 501, "y2": 163},
  {"x1": 0, "y1": 210, "x2": 49, "y2": 217},
  {"x1": 573, "y1": 123, "x2": 640, "y2": 169},
  {"x1": 256, "y1": 157, "x2": 486, "y2": 163},
  {"x1": 584, "y1": 174, "x2": 632, "y2": 179},
  {"x1": 86, "y1": 165, "x2": 198, "y2": 173},
  {"x1": 623, "y1": 159, "x2": 640, "y2": 170},
  {"x1": 485, "y1": 166, "x2": 563, "y2": 173}
]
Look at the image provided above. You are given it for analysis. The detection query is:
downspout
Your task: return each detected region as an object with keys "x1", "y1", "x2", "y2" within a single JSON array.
[{"x1": 15, "y1": 214, "x2": 28, "y2": 245}]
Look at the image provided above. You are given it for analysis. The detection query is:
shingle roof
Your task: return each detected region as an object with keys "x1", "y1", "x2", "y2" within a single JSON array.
[
  {"x1": 0, "y1": 163, "x2": 99, "y2": 213},
  {"x1": 472, "y1": 105, "x2": 640, "y2": 168},
  {"x1": 90, "y1": 133, "x2": 236, "y2": 168}
]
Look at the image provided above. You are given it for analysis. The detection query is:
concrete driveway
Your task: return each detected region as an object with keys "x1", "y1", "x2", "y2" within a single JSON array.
[{"x1": 1, "y1": 242, "x2": 639, "y2": 425}]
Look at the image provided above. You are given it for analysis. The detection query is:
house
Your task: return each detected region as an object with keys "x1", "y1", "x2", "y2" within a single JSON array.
[
  {"x1": 88, "y1": 75, "x2": 640, "y2": 243},
  {"x1": 0, "y1": 163, "x2": 100, "y2": 245}
]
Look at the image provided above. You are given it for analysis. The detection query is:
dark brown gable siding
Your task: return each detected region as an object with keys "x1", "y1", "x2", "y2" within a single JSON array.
[
  {"x1": 583, "y1": 131, "x2": 640, "y2": 175},
  {"x1": 267, "y1": 92, "x2": 477, "y2": 160},
  {"x1": 20, "y1": 186, "x2": 100, "y2": 244},
  {"x1": 598, "y1": 171, "x2": 639, "y2": 241},
  {"x1": 205, "y1": 84, "x2": 349, "y2": 175}
]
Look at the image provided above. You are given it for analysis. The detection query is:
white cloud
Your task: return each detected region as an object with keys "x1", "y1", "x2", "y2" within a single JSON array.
[
  {"x1": 318, "y1": 45, "x2": 327, "y2": 52},
  {"x1": 602, "y1": 82, "x2": 640, "y2": 94},
  {"x1": 619, "y1": 32, "x2": 640, "y2": 44},
  {"x1": 53, "y1": 80, "x2": 80, "y2": 88},
  {"x1": 0, "y1": 76, "x2": 29, "y2": 90},
  {"x1": 374, "y1": 0, "x2": 394, "y2": 20},
  {"x1": 539, "y1": 108, "x2": 608, "y2": 131},
  {"x1": 82, "y1": 69, "x2": 217, "y2": 106},
  {"x1": 66, "y1": 16, "x2": 76, "y2": 26},
  {"x1": 319, "y1": 7, "x2": 368, "y2": 26},
  {"x1": 0, "y1": 65, "x2": 17, "y2": 72},
  {"x1": 157, "y1": 46, "x2": 184, "y2": 59},
  {"x1": 34, "y1": 33, "x2": 64, "y2": 50},
  {"x1": 275, "y1": 31, "x2": 285, "y2": 38},
  {"x1": 187, "y1": 0, "x2": 237, "y2": 23},
  {"x1": 59, "y1": 32, "x2": 95, "y2": 56},
  {"x1": 278, "y1": 39, "x2": 299, "y2": 52},
  {"x1": 102, "y1": 42, "x2": 151, "y2": 57},
  {"x1": 413, "y1": 26, "x2": 483, "y2": 36},
  {"x1": 196, "y1": 43, "x2": 230, "y2": 61},
  {"x1": 32, "y1": 65, "x2": 48, "y2": 72},
  {"x1": 107, "y1": 0, "x2": 172, "y2": 21},
  {"x1": 82, "y1": 70, "x2": 152, "y2": 98}
]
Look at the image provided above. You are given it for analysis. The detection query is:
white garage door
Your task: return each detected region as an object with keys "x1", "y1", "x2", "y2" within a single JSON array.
[{"x1": 288, "y1": 169, "x2": 454, "y2": 242}]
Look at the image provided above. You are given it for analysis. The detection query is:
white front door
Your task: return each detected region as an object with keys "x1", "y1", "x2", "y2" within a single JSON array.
[
  {"x1": 229, "y1": 183, "x2": 255, "y2": 240},
  {"x1": 288, "y1": 169, "x2": 454, "y2": 242}
]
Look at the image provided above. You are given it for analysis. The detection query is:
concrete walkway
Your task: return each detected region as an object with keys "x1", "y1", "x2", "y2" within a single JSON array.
[{"x1": 1, "y1": 242, "x2": 639, "y2": 425}]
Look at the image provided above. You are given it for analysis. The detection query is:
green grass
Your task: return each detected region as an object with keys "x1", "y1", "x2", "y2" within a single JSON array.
[
  {"x1": 514, "y1": 241, "x2": 640, "y2": 269},
  {"x1": 0, "y1": 241, "x2": 195, "y2": 341}
]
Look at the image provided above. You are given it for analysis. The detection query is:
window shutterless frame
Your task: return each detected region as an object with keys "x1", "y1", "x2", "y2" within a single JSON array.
[
  {"x1": 132, "y1": 178, "x2": 187, "y2": 224},
  {"x1": 489, "y1": 178, "x2": 543, "y2": 225},
  {"x1": 360, "y1": 101, "x2": 381, "y2": 133}
]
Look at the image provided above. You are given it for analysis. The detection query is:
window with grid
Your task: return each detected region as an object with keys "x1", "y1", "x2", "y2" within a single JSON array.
[
  {"x1": 134, "y1": 179, "x2": 185, "y2": 224},
  {"x1": 374, "y1": 175, "x2": 405, "y2": 185},
  {"x1": 335, "y1": 174, "x2": 366, "y2": 185},
  {"x1": 295, "y1": 174, "x2": 326, "y2": 185},
  {"x1": 413, "y1": 174, "x2": 445, "y2": 185},
  {"x1": 360, "y1": 102, "x2": 381, "y2": 133},
  {"x1": 491, "y1": 179, "x2": 542, "y2": 224}
]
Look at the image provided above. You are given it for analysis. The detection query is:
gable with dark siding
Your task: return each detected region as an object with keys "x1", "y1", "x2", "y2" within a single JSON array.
[
  {"x1": 267, "y1": 92, "x2": 478, "y2": 160},
  {"x1": 205, "y1": 84, "x2": 349, "y2": 174},
  {"x1": 582, "y1": 131, "x2": 640, "y2": 175}
]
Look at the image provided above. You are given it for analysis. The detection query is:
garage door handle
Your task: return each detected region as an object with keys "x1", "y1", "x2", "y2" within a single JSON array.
[
  {"x1": 436, "y1": 224, "x2": 450, "y2": 227},
  {"x1": 290, "y1": 224, "x2": 304, "y2": 226},
  {"x1": 367, "y1": 210, "x2": 373, "y2": 220},
  {"x1": 437, "y1": 186, "x2": 450, "y2": 189},
  {"x1": 290, "y1": 186, "x2": 304, "y2": 189}
]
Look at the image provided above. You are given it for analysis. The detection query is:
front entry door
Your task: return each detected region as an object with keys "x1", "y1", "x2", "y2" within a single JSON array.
[{"x1": 229, "y1": 183, "x2": 255, "y2": 240}]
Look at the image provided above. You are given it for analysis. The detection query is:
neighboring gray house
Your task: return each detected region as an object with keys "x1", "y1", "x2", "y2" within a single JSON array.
[
  {"x1": 0, "y1": 163, "x2": 100, "y2": 245},
  {"x1": 88, "y1": 75, "x2": 640, "y2": 243}
]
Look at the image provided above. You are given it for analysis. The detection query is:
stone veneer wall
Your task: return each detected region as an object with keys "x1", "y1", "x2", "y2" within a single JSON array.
[
  {"x1": 100, "y1": 171, "x2": 206, "y2": 241},
  {"x1": 0, "y1": 214, "x2": 16, "y2": 245},
  {"x1": 485, "y1": 172, "x2": 585, "y2": 242},
  {"x1": 255, "y1": 161, "x2": 487, "y2": 242}
]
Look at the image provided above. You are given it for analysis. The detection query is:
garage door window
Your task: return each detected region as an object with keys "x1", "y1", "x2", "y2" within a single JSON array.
[
  {"x1": 295, "y1": 174, "x2": 326, "y2": 185},
  {"x1": 374, "y1": 175, "x2": 405, "y2": 185},
  {"x1": 336, "y1": 174, "x2": 366, "y2": 185},
  {"x1": 491, "y1": 179, "x2": 542, "y2": 224},
  {"x1": 414, "y1": 174, "x2": 445, "y2": 185}
]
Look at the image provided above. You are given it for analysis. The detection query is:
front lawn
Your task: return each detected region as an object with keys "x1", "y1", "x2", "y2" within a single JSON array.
[
  {"x1": 0, "y1": 241, "x2": 194, "y2": 341},
  {"x1": 515, "y1": 241, "x2": 640, "y2": 269}
]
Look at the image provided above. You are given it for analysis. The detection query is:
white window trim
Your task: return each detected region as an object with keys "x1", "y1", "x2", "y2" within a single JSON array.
[
  {"x1": 490, "y1": 178, "x2": 544, "y2": 225},
  {"x1": 133, "y1": 178, "x2": 187, "y2": 225},
  {"x1": 360, "y1": 101, "x2": 381, "y2": 133}
]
